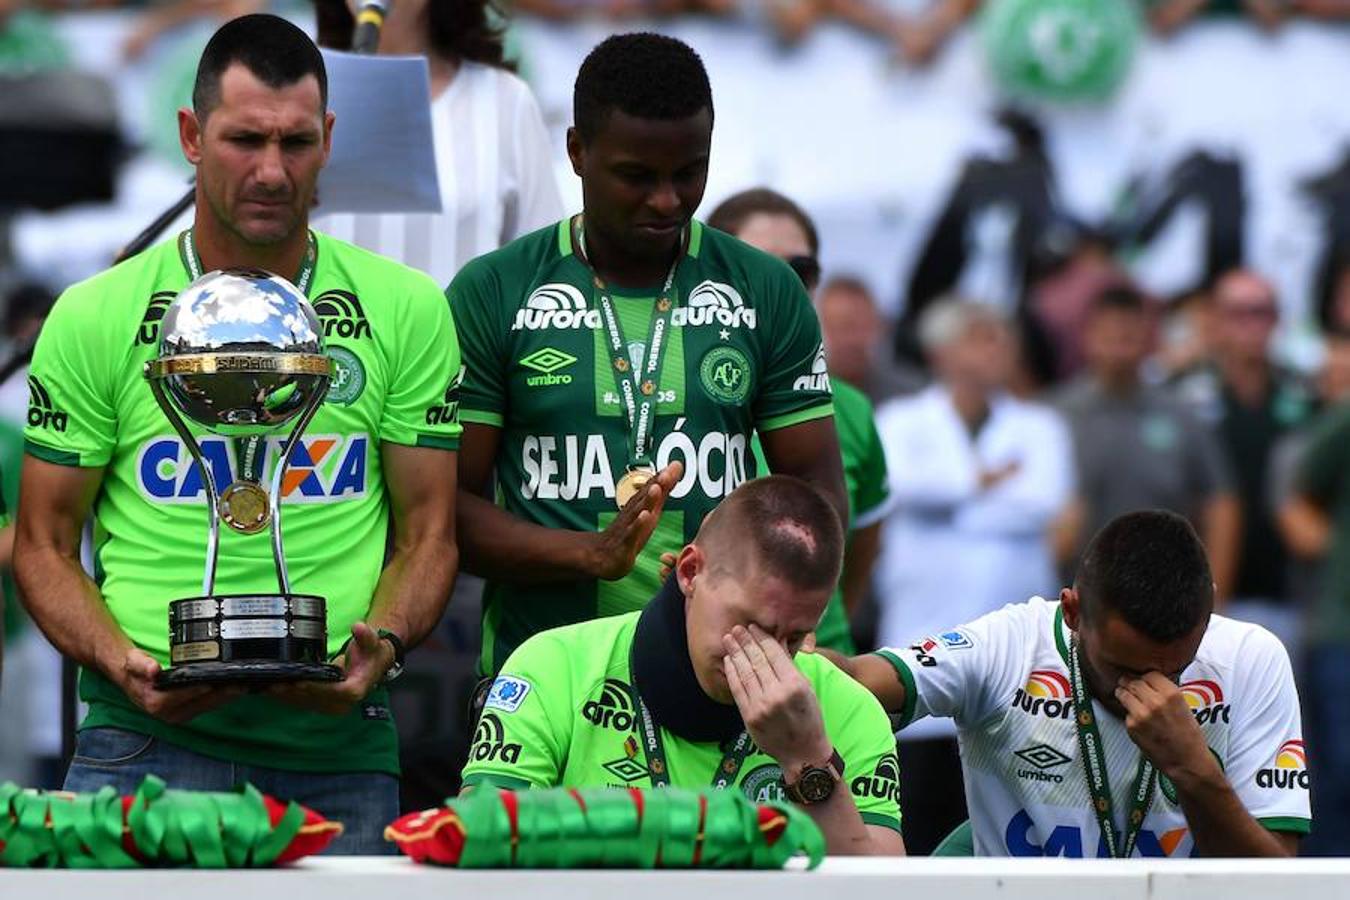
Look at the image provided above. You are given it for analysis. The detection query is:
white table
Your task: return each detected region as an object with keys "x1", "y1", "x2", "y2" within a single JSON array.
[{"x1": 4, "y1": 856, "x2": 1350, "y2": 900}]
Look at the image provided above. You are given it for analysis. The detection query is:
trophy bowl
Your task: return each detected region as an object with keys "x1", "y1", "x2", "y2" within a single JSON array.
[
  {"x1": 158, "y1": 267, "x2": 329, "y2": 430},
  {"x1": 145, "y1": 268, "x2": 342, "y2": 688}
]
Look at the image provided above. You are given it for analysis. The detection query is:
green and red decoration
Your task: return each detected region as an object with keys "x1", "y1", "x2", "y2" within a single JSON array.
[
  {"x1": 0, "y1": 775, "x2": 340, "y2": 867},
  {"x1": 386, "y1": 786, "x2": 826, "y2": 869}
]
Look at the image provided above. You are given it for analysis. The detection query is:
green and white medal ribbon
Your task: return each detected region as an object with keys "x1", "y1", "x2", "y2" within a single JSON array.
[
  {"x1": 1067, "y1": 636, "x2": 1158, "y2": 858},
  {"x1": 573, "y1": 217, "x2": 682, "y2": 508},
  {"x1": 629, "y1": 680, "x2": 755, "y2": 791}
]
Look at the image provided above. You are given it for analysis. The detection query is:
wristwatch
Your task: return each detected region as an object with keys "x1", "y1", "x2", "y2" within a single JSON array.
[
  {"x1": 377, "y1": 628, "x2": 406, "y2": 684},
  {"x1": 783, "y1": 748, "x2": 845, "y2": 805}
]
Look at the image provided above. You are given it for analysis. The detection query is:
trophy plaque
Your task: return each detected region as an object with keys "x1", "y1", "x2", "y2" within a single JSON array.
[{"x1": 145, "y1": 268, "x2": 343, "y2": 687}]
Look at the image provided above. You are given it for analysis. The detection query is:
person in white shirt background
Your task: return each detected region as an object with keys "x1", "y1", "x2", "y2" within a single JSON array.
[
  {"x1": 872, "y1": 296, "x2": 1074, "y2": 853},
  {"x1": 314, "y1": 0, "x2": 564, "y2": 288},
  {"x1": 312, "y1": 0, "x2": 564, "y2": 811}
]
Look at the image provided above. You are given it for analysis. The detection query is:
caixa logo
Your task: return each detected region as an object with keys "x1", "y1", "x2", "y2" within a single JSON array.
[
  {"x1": 1005, "y1": 810, "x2": 1189, "y2": 857},
  {"x1": 136, "y1": 434, "x2": 368, "y2": 504}
]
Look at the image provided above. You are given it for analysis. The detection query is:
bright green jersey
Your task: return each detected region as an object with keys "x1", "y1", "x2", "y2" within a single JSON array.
[
  {"x1": 461, "y1": 611, "x2": 902, "y2": 833},
  {"x1": 24, "y1": 230, "x2": 463, "y2": 775},
  {"x1": 753, "y1": 380, "x2": 890, "y2": 654},
  {"x1": 450, "y1": 219, "x2": 834, "y2": 675}
]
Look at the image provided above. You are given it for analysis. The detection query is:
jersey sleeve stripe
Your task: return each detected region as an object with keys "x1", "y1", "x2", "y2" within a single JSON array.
[
  {"x1": 24, "y1": 438, "x2": 86, "y2": 468},
  {"x1": 415, "y1": 434, "x2": 461, "y2": 451},
  {"x1": 860, "y1": 811, "x2": 903, "y2": 833},
  {"x1": 851, "y1": 492, "x2": 896, "y2": 530},
  {"x1": 872, "y1": 649, "x2": 918, "y2": 728},
  {"x1": 1258, "y1": 815, "x2": 1312, "y2": 835},
  {"x1": 460, "y1": 408, "x2": 505, "y2": 428},
  {"x1": 462, "y1": 772, "x2": 536, "y2": 792},
  {"x1": 757, "y1": 402, "x2": 835, "y2": 433}
]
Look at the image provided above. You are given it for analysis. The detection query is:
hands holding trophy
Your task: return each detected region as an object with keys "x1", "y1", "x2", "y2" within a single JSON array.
[{"x1": 145, "y1": 268, "x2": 342, "y2": 687}]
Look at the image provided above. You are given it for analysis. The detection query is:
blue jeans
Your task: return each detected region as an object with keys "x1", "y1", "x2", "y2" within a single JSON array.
[
  {"x1": 1303, "y1": 645, "x2": 1350, "y2": 856},
  {"x1": 64, "y1": 727, "x2": 400, "y2": 855}
]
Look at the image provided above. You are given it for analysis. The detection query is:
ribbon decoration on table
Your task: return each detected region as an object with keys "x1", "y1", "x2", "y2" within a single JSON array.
[
  {"x1": 385, "y1": 786, "x2": 825, "y2": 869},
  {"x1": 0, "y1": 775, "x2": 341, "y2": 868}
]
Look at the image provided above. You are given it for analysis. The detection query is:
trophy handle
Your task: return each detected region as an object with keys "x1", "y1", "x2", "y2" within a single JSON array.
[
  {"x1": 148, "y1": 378, "x2": 222, "y2": 596},
  {"x1": 267, "y1": 376, "x2": 331, "y2": 595}
]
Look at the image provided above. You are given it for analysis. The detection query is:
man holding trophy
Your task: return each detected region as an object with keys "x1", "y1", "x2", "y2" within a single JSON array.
[{"x1": 13, "y1": 15, "x2": 462, "y2": 854}]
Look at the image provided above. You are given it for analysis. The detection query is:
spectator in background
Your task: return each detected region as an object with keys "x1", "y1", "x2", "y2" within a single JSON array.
[
  {"x1": 873, "y1": 297, "x2": 1073, "y2": 855},
  {"x1": 893, "y1": 0, "x2": 978, "y2": 66},
  {"x1": 509, "y1": 0, "x2": 732, "y2": 22},
  {"x1": 1149, "y1": 0, "x2": 1350, "y2": 35},
  {"x1": 1279, "y1": 336, "x2": 1350, "y2": 856},
  {"x1": 1274, "y1": 326, "x2": 1350, "y2": 642},
  {"x1": 1024, "y1": 222, "x2": 1126, "y2": 384},
  {"x1": 817, "y1": 275, "x2": 923, "y2": 402},
  {"x1": 314, "y1": 0, "x2": 563, "y2": 289},
  {"x1": 1054, "y1": 285, "x2": 1239, "y2": 595},
  {"x1": 121, "y1": 0, "x2": 265, "y2": 61},
  {"x1": 1173, "y1": 269, "x2": 1315, "y2": 651},
  {"x1": 706, "y1": 188, "x2": 891, "y2": 655}
]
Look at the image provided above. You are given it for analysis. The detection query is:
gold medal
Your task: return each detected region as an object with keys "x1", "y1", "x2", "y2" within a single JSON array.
[
  {"x1": 219, "y1": 482, "x2": 271, "y2": 534},
  {"x1": 616, "y1": 468, "x2": 655, "y2": 509}
]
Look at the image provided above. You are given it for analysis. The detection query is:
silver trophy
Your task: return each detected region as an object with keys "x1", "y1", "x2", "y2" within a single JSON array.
[{"x1": 144, "y1": 268, "x2": 342, "y2": 687}]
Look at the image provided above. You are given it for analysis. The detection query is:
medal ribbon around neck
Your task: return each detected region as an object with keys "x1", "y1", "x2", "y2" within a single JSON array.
[
  {"x1": 1067, "y1": 634, "x2": 1159, "y2": 859},
  {"x1": 573, "y1": 217, "x2": 683, "y2": 497},
  {"x1": 178, "y1": 227, "x2": 318, "y2": 296},
  {"x1": 628, "y1": 675, "x2": 754, "y2": 790},
  {"x1": 178, "y1": 228, "x2": 320, "y2": 534}
]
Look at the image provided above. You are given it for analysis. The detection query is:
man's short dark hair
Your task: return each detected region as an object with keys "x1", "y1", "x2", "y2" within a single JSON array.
[
  {"x1": 193, "y1": 14, "x2": 328, "y2": 120},
  {"x1": 573, "y1": 33, "x2": 712, "y2": 143},
  {"x1": 706, "y1": 188, "x2": 820, "y2": 257},
  {"x1": 1075, "y1": 510, "x2": 1213, "y2": 642},
  {"x1": 1090, "y1": 284, "x2": 1148, "y2": 317},
  {"x1": 700, "y1": 476, "x2": 843, "y2": 592}
]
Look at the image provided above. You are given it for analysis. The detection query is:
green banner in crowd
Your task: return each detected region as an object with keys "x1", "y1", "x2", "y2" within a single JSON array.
[{"x1": 981, "y1": 0, "x2": 1141, "y2": 104}]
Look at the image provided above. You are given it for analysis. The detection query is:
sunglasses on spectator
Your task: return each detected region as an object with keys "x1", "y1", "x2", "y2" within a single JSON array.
[
  {"x1": 787, "y1": 255, "x2": 821, "y2": 292},
  {"x1": 1226, "y1": 305, "x2": 1278, "y2": 321}
]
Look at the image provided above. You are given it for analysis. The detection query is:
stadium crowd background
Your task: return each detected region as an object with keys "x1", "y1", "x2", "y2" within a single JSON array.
[{"x1": 0, "y1": 0, "x2": 1348, "y2": 857}]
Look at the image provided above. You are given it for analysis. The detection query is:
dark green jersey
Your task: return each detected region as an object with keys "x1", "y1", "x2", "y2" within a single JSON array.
[{"x1": 450, "y1": 219, "x2": 834, "y2": 674}]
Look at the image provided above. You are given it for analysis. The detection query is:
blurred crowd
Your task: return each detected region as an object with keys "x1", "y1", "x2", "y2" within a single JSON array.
[{"x1": 2, "y1": 0, "x2": 1349, "y2": 71}]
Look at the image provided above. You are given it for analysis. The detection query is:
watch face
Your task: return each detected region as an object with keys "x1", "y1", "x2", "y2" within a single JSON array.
[{"x1": 798, "y1": 768, "x2": 837, "y2": 803}]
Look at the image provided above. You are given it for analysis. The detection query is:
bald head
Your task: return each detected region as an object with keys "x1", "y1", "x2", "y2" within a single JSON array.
[
  {"x1": 1213, "y1": 268, "x2": 1278, "y2": 361},
  {"x1": 694, "y1": 476, "x2": 843, "y2": 591}
]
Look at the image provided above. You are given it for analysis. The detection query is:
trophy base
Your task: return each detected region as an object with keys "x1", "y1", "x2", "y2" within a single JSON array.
[
  {"x1": 156, "y1": 659, "x2": 343, "y2": 688},
  {"x1": 159, "y1": 593, "x2": 339, "y2": 690}
]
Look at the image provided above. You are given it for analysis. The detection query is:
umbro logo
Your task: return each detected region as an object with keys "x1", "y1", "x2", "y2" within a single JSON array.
[
  {"x1": 1013, "y1": 744, "x2": 1071, "y2": 784},
  {"x1": 135, "y1": 291, "x2": 175, "y2": 346},
  {"x1": 520, "y1": 347, "x2": 577, "y2": 387},
  {"x1": 27, "y1": 375, "x2": 68, "y2": 432},
  {"x1": 313, "y1": 290, "x2": 372, "y2": 340}
]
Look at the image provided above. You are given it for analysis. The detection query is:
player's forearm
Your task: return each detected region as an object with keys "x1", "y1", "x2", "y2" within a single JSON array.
[
  {"x1": 455, "y1": 489, "x2": 602, "y2": 583},
  {"x1": 797, "y1": 789, "x2": 882, "y2": 855},
  {"x1": 366, "y1": 531, "x2": 458, "y2": 649},
  {"x1": 1172, "y1": 761, "x2": 1294, "y2": 857},
  {"x1": 840, "y1": 523, "x2": 881, "y2": 615},
  {"x1": 14, "y1": 542, "x2": 131, "y2": 679}
]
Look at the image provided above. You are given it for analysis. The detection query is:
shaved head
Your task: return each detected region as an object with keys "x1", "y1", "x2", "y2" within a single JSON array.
[{"x1": 693, "y1": 475, "x2": 842, "y2": 591}]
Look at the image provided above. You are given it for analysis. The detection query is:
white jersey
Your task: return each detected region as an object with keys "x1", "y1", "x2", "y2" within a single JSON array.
[
  {"x1": 317, "y1": 62, "x2": 563, "y2": 287},
  {"x1": 878, "y1": 597, "x2": 1310, "y2": 856}
]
